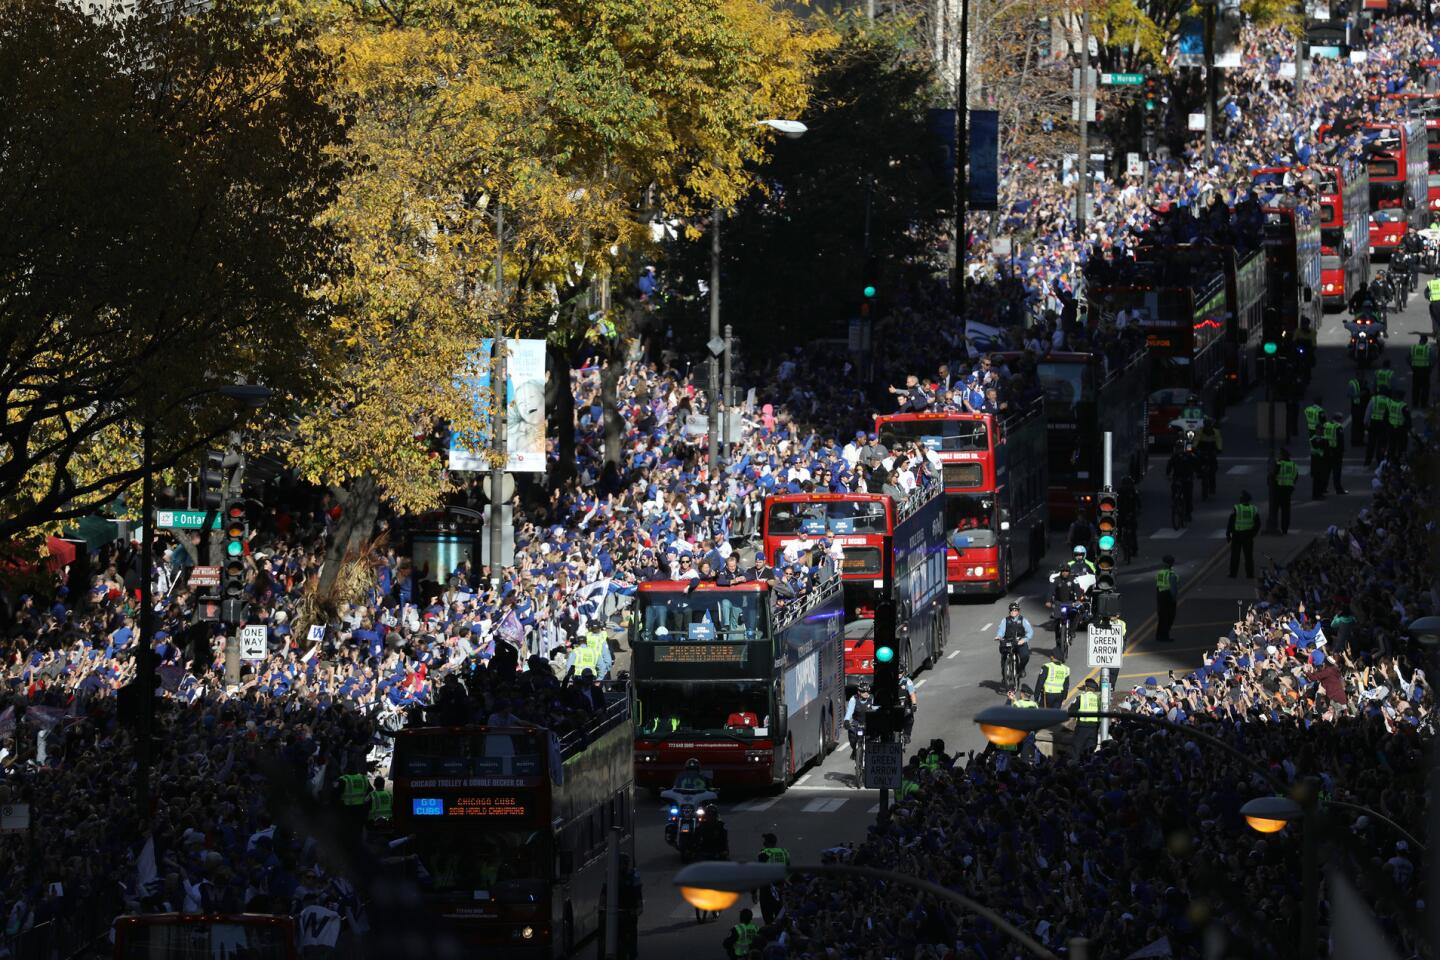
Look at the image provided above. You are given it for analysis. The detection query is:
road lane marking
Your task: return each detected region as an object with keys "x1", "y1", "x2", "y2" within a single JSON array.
[
  {"x1": 802, "y1": 798, "x2": 847, "y2": 813},
  {"x1": 947, "y1": 651, "x2": 961, "y2": 659},
  {"x1": 1149, "y1": 528, "x2": 1187, "y2": 539},
  {"x1": 982, "y1": 622, "x2": 993, "y2": 631},
  {"x1": 867, "y1": 804, "x2": 880, "y2": 813},
  {"x1": 732, "y1": 797, "x2": 779, "y2": 813},
  {"x1": 1225, "y1": 464, "x2": 1256, "y2": 475},
  {"x1": 794, "y1": 773, "x2": 812, "y2": 786},
  {"x1": 915, "y1": 678, "x2": 928, "y2": 688}
]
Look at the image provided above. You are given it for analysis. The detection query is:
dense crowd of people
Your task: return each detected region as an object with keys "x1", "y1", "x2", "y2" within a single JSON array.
[
  {"x1": 0, "y1": 5, "x2": 1437, "y2": 957},
  {"x1": 748, "y1": 433, "x2": 1436, "y2": 960}
]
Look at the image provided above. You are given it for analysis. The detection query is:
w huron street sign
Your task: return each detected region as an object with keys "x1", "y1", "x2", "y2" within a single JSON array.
[{"x1": 1101, "y1": 72, "x2": 1145, "y2": 86}]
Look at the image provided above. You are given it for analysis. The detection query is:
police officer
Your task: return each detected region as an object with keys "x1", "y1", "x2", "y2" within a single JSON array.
[
  {"x1": 1387, "y1": 388, "x2": 1410, "y2": 461},
  {"x1": 1347, "y1": 372, "x2": 1370, "y2": 448},
  {"x1": 724, "y1": 908, "x2": 759, "y2": 960},
  {"x1": 1069, "y1": 679, "x2": 1102, "y2": 758},
  {"x1": 1308, "y1": 407, "x2": 1330, "y2": 500},
  {"x1": 1365, "y1": 388, "x2": 1391, "y2": 467},
  {"x1": 1047, "y1": 566, "x2": 1083, "y2": 658},
  {"x1": 994, "y1": 602, "x2": 1034, "y2": 684},
  {"x1": 1195, "y1": 419, "x2": 1223, "y2": 500},
  {"x1": 1426, "y1": 271, "x2": 1440, "y2": 332},
  {"x1": 367, "y1": 775, "x2": 392, "y2": 825},
  {"x1": 1323, "y1": 412, "x2": 1347, "y2": 496},
  {"x1": 1037, "y1": 651, "x2": 1071, "y2": 708},
  {"x1": 1411, "y1": 334, "x2": 1434, "y2": 407},
  {"x1": 336, "y1": 766, "x2": 372, "y2": 842},
  {"x1": 1375, "y1": 358, "x2": 1395, "y2": 396},
  {"x1": 1269, "y1": 448, "x2": 1298, "y2": 534},
  {"x1": 1226, "y1": 490, "x2": 1259, "y2": 578},
  {"x1": 1303, "y1": 395, "x2": 1325, "y2": 438},
  {"x1": 755, "y1": 834, "x2": 790, "y2": 925},
  {"x1": 1155, "y1": 554, "x2": 1178, "y2": 643}
]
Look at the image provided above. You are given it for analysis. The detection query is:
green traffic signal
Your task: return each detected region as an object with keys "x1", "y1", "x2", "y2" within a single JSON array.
[
  {"x1": 875, "y1": 645, "x2": 894, "y2": 663},
  {"x1": 226, "y1": 540, "x2": 244, "y2": 557},
  {"x1": 1098, "y1": 534, "x2": 1116, "y2": 551},
  {"x1": 863, "y1": 285, "x2": 877, "y2": 299},
  {"x1": 1263, "y1": 341, "x2": 1278, "y2": 355}
]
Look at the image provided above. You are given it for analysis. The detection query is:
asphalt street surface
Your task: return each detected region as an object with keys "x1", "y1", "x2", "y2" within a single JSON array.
[{"x1": 629, "y1": 295, "x2": 1428, "y2": 956}]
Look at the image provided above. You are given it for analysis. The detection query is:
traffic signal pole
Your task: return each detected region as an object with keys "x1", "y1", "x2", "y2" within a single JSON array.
[
  {"x1": 873, "y1": 535, "x2": 898, "y2": 825},
  {"x1": 1099, "y1": 433, "x2": 1113, "y2": 744}
]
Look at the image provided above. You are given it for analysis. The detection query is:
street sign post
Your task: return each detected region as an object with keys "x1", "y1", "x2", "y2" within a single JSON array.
[
  {"x1": 863, "y1": 740, "x2": 903, "y2": 789},
  {"x1": 239, "y1": 624, "x2": 268, "y2": 661},
  {"x1": 1101, "y1": 72, "x2": 1145, "y2": 86},
  {"x1": 188, "y1": 565, "x2": 220, "y2": 588},
  {"x1": 1086, "y1": 623, "x2": 1124, "y2": 669},
  {"x1": 155, "y1": 510, "x2": 220, "y2": 531}
]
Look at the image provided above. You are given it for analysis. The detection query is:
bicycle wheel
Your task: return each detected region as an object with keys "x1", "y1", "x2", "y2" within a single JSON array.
[
  {"x1": 1171, "y1": 498, "x2": 1184, "y2": 530},
  {"x1": 1058, "y1": 624, "x2": 1070, "y2": 662},
  {"x1": 853, "y1": 739, "x2": 864, "y2": 787}
]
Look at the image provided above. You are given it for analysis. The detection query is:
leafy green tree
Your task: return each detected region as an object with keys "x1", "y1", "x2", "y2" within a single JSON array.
[{"x1": 0, "y1": 0, "x2": 349, "y2": 541}]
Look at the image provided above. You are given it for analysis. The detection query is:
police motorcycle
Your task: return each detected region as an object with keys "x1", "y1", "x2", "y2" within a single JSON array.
[
  {"x1": 661, "y1": 759, "x2": 719, "y2": 862},
  {"x1": 1345, "y1": 316, "x2": 1383, "y2": 368},
  {"x1": 1047, "y1": 567, "x2": 1095, "y2": 662},
  {"x1": 1166, "y1": 395, "x2": 1207, "y2": 437}
]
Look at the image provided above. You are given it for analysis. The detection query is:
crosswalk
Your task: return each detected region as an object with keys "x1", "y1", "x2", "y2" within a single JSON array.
[
  {"x1": 730, "y1": 796, "x2": 879, "y2": 815},
  {"x1": 1223, "y1": 463, "x2": 1374, "y2": 477}
]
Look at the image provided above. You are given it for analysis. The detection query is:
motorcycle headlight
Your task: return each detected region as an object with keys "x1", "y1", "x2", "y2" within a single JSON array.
[{"x1": 670, "y1": 806, "x2": 680, "y2": 816}]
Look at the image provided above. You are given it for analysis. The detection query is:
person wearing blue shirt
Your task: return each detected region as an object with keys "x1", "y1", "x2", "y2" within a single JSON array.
[{"x1": 994, "y1": 602, "x2": 1034, "y2": 684}]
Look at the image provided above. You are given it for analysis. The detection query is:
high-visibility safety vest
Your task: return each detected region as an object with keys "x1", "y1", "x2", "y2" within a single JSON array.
[
  {"x1": 572, "y1": 643, "x2": 599, "y2": 672},
  {"x1": 368, "y1": 789, "x2": 393, "y2": 821},
  {"x1": 1155, "y1": 568, "x2": 1176, "y2": 593},
  {"x1": 1041, "y1": 661, "x2": 1071, "y2": 693},
  {"x1": 1303, "y1": 404, "x2": 1324, "y2": 432},
  {"x1": 1427, "y1": 277, "x2": 1440, "y2": 300},
  {"x1": 1014, "y1": 698, "x2": 1039, "y2": 709},
  {"x1": 1413, "y1": 344, "x2": 1432, "y2": 368},
  {"x1": 340, "y1": 774, "x2": 369, "y2": 807},
  {"x1": 1388, "y1": 399, "x2": 1407, "y2": 428},
  {"x1": 760, "y1": 846, "x2": 790, "y2": 866},
  {"x1": 731, "y1": 922, "x2": 759, "y2": 959},
  {"x1": 1077, "y1": 691, "x2": 1101, "y2": 722},
  {"x1": 1309, "y1": 430, "x2": 1328, "y2": 457},
  {"x1": 1233, "y1": 503, "x2": 1259, "y2": 533},
  {"x1": 1276, "y1": 460, "x2": 1298, "y2": 487},
  {"x1": 1376, "y1": 368, "x2": 1395, "y2": 390},
  {"x1": 1323, "y1": 422, "x2": 1342, "y2": 446},
  {"x1": 897, "y1": 778, "x2": 921, "y2": 798},
  {"x1": 1371, "y1": 396, "x2": 1390, "y2": 422},
  {"x1": 1348, "y1": 378, "x2": 1365, "y2": 401},
  {"x1": 921, "y1": 753, "x2": 942, "y2": 771}
]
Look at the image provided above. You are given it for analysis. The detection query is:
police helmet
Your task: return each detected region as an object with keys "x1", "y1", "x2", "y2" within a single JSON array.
[
  {"x1": 1073, "y1": 545, "x2": 1087, "y2": 557},
  {"x1": 1008, "y1": 601, "x2": 1022, "y2": 612},
  {"x1": 858, "y1": 682, "x2": 872, "y2": 694},
  {"x1": 685, "y1": 757, "x2": 701, "y2": 772}
]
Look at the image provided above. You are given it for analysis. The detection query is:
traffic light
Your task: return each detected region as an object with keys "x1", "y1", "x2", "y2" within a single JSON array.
[
  {"x1": 200, "y1": 450, "x2": 225, "y2": 510},
  {"x1": 1094, "y1": 487, "x2": 1118, "y2": 593},
  {"x1": 859, "y1": 257, "x2": 879, "y2": 318},
  {"x1": 221, "y1": 501, "x2": 248, "y2": 625},
  {"x1": 872, "y1": 599, "x2": 899, "y2": 711}
]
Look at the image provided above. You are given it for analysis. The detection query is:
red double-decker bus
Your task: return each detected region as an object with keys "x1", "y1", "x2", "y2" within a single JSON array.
[
  {"x1": 1252, "y1": 163, "x2": 1368, "y2": 311},
  {"x1": 761, "y1": 486, "x2": 948, "y2": 685},
  {"x1": 390, "y1": 688, "x2": 633, "y2": 956},
  {"x1": 113, "y1": 915, "x2": 298, "y2": 959},
  {"x1": 1366, "y1": 91, "x2": 1440, "y2": 212},
  {"x1": 630, "y1": 577, "x2": 845, "y2": 789},
  {"x1": 1362, "y1": 119, "x2": 1427, "y2": 256},
  {"x1": 872, "y1": 404, "x2": 1048, "y2": 595}
]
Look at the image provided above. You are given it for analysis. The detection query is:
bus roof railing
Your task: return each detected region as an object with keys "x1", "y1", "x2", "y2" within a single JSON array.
[
  {"x1": 893, "y1": 479, "x2": 941, "y2": 526},
  {"x1": 555, "y1": 681, "x2": 632, "y2": 761},
  {"x1": 773, "y1": 573, "x2": 842, "y2": 633}
]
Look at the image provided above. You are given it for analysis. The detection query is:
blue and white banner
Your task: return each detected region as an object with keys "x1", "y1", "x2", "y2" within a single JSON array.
[{"x1": 449, "y1": 338, "x2": 547, "y2": 473}]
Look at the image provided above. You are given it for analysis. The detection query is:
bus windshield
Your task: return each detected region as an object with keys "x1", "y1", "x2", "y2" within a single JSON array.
[
  {"x1": 1035, "y1": 361, "x2": 1093, "y2": 420},
  {"x1": 946, "y1": 494, "x2": 996, "y2": 549},
  {"x1": 637, "y1": 681, "x2": 772, "y2": 737},
  {"x1": 116, "y1": 922, "x2": 291, "y2": 960},
  {"x1": 766, "y1": 500, "x2": 887, "y2": 536},
  {"x1": 413, "y1": 830, "x2": 549, "y2": 900},
  {"x1": 877, "y1": 418, "x2": 988, "y2": 452},
  {"x1": 635, "y1": 592, "x2": 765, "y2": 642}
]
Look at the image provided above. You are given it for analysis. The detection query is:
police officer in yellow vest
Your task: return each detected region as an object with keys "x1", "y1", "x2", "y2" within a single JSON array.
[
  {"x1": 337, "y1": 769, "x2": 372, "y2": 840},
  {"x1": 1268, "y1": 449, "x2": 1298, "y2": 535},
  {"x1": 1411, "y1": 334, "x2": 1433, "y2": 407},
  {"x1": 1227, "y1": 490, "x2": 1259, "y2": 579},
  {"x1": 568, "y1": 635, "x2": 601, "y2": 676},
  {"x1": 1037, "y1": 651, "x2": 1071, "y2": 708},
  {"x1": 368, "y1": 776, "x2": 392, "y2": 823},
  {"x1": 1375, "y1": 359, "x2": 1395, "y2": 395},
  {"x1": 1155, "y1": 554, "x2": 1178, "y2": 643},
  {"x1": 1303, "y1": 397, "x2": 1325, "y2": 437},
  {"x1": 1308, "y1": 408, "x2": 1330, "y2": 501},
  {"x1": 724, "y1": 909, "x2": 759, "y2": 960},
  {"x1": 1427, "y1": 275, "x2": 1440, "y2": 331},
  {"x1": 755, "y1": 833, "x2": 790, "y2": 925},
  {"x1": 1365, "y1": 390, "x2": 1390, "y2": 467},
  {"x1": 1323, "y1": 412, "x2": 1347, "y2": 497},
  {"x1": 1069, "y1": 679, "x2": 1102, "y2": 758},
  {"x1": 1347, "y1": 373, "x2": 1370, "y2": 448},
  {"x1": 1387, "y1": 388, "x2": 1410, "y2": 461}
]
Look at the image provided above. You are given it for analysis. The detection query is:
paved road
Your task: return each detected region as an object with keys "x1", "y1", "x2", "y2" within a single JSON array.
[{"x1": 627, "y1": 295, "x2": 1428, "y2": 957}]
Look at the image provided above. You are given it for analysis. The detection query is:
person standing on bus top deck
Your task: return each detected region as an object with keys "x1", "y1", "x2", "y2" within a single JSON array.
[{"x1": 716, "y1": 553, "x2": 745, "y2": 586}]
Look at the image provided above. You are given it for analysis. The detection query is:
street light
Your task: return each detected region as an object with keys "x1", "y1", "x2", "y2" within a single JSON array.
[
  {"x1": 136, "y1": 382, "x2": 272, "y2": 821},
  {"x1": 707, "y1": 118, "x2": 808, "y2": 475},
  {"x1": 1242, "y1": 796, "x2": 1300, "y2": 834},
  {"x1": 674, "y1": 861, "x2": 1062, "y2": 960}
]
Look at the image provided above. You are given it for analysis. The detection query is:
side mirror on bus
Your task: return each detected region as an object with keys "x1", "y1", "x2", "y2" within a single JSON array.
[
  {"x1": 1407, "y1": 195, "x2": 1417, "y2": 211},
  {"x1": 1344, "y1": 242, "x2": 1354, "y2": 258}
]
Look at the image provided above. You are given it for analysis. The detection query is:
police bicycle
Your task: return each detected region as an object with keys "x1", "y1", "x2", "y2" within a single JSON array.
[
  {"x1": 999, "y1": 640, "x2": 1022, "y2": 696},
  {"x1": 846, "y1": 713, "x2": 868, "y2": 788}
]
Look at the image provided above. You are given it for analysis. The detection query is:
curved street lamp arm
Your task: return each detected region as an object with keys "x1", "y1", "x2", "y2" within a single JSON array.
[
  {"x1": 793, "y1": 863, "x2": 1061, "y2": 960},
  {"x1": 1323, "y1": 799, "x2": 1426, "y2": 852}
]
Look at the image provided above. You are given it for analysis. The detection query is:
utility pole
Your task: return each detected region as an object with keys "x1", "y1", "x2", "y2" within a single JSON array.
[
  {"x1": 490, "y1": 199, "x2": 506, "y2": 593},
  {"x1": 722, "y1": 323, "x2": 734, "y2": 458},
  {"x1": 137, "y1": 420, "x2": 155, "y2": 822},
  {"x1": 708, "y1": 206, "x2": 721, "y2": 476},
  {"x1": 1203, "y1": 0, "x2": 1216, "y2": 162},
  {"x1": 1076, "y1": 8, "x2": 1092, "y2": 240},
  {"x1": 1294, "y1": 9, "x2": 1307, "y2": 100},
  {"x1": 954, "y1": 0, "x2": 970, "y2": 328}
]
